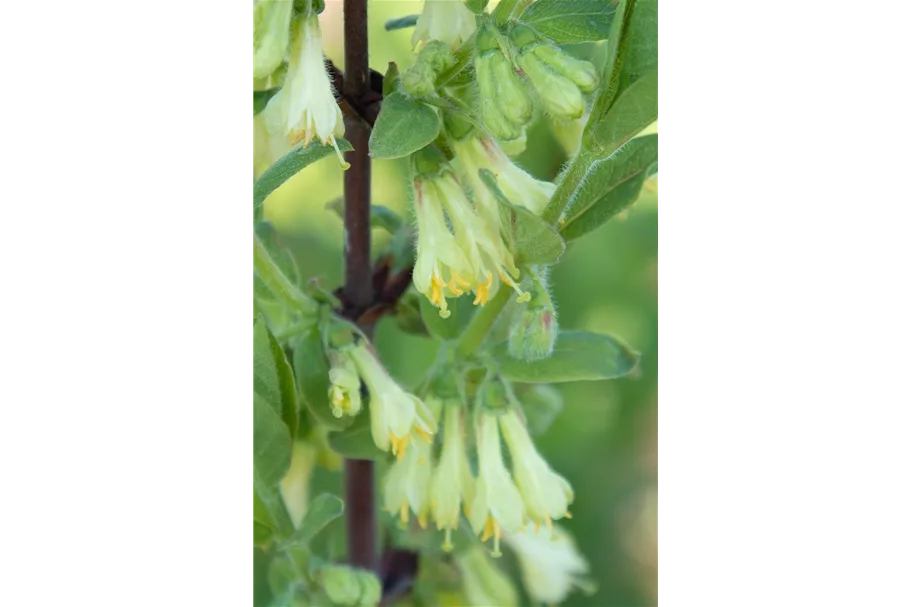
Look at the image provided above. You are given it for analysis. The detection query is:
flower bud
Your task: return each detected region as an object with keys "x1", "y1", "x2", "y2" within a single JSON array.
[
  {"x1": 533, "y1": 44, "x2": 599, "y2": 93},
  {"x1": 498, "y1": 128, "x2": 527, "y2": 156},
  {"x1": 418, "y1": 39, "x2": 456, "y2": 74},
  {"x1": 508, "y1": 303, "x2": 558, "y2": 362},
  {"x1": 402, "y1": 61, "x2": 436, "y2": 97},
  {"x1": 253, "y1": 0, "x2": 293, "y2": 79},
  {"x1": 517, "y1": 51, "x2": 585, "y2": 121},
  {"x1": 327, "y1": 349, "x2": 362, "y2": 418},
  {"x1": 321, "y1": 564, "x2": 362, "y2": 605},
  {"x1": 476, "y1": 49, "x2": 532, "y2": 137}
]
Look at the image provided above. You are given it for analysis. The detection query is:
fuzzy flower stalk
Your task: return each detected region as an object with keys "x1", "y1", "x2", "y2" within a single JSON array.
[
  {"x1": 411, "y1": 148, "x2": 528, "y2": 318},
  {"x1": 263, "y1": 12, "x2": 348, "y2": 168},
  {"x1": 412, "y1": 0, "x2": 477, "y2": 50}
]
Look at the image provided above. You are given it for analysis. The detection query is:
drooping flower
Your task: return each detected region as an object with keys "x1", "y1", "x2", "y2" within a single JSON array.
[
  {"x1": 429, "y1": 402, "x2": 474, "y2": 550},
  {"x1": 455, "y1": 545, "x2": 519, "y2": 607},
  {"x1": 327, "y1": 350, "x2": 362, "y2": 418},
  {"x1": 450, "y1": 134, "x2": 556, "y2": 217},
  {"x1": 498, "y1": 408, "x2": 574, "y2": 530},
  {"x1": 383, "y1": 429, "x2": 434, "y2": 528},
  {"x1": 412, "y1": 152, "x2": 529, "y2": 316},
  {"x1": 263, "y1": 14, "x2": 348, "y2": 168},
  {"x1": 468, "y1": 411, "x2": 525, "y2": 557},
  {"x1": 348, "y1": 343, "x2": 436, "y2": 457},
  {"x1": 412, "y1": 173, "x2": 473, "y2": 319},
  {"x1": 412, "y1": 0, "x2": 477, "y2": 50},
  {"x1": 505, "y1": 524, "x2": 591, "y2": 605},
  {"x1": 432, "y1": 172, "x2": 527, "y2": 307}
]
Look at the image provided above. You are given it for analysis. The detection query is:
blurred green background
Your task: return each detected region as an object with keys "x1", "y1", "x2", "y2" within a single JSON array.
[{"x1": 255, "y1": 3, "x2": 657, "y2": 605}]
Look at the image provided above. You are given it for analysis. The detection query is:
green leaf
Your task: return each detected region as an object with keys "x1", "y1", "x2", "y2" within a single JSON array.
[
  {"x1": 368, "y1": 92, "x2": 441, "y2": 160},
  {"x1": 255, "y1": 317, "x2": 299, "y2": 439},
  {"x1": 292, "y1": 328, "x2": 354, "y2": 431},
  {"x1": 619, "y1": 0, "x2": 657, "y2": 91},
  {"x1": 254, "y1": 138, "x2": 353, "y2": 211},
  {"x1": 325, "y1": 198, "x2": 404, "y2": 234},
  {"x1": 518, "y1": 0, "x2": 617, "y2": 43},
  {"x1": 384, "y1": 14, "x2": 418, "y2": 31},
  {"x1": 514, "y1": 383, "x2": 564, "y2": 435},
  {"x1": 254, "y1": 88, "x2": 280, "y2": 116},
  {"x1": 467, "y1": 0, "x2": 490, "y2": 13},
  {"x1": 254, "y1": 221, "x2": 301, "y2": 310},
  {"x1": 495, "y1": 330, "x2": 640, "y2": 383},
  {"x1": 480, "y1": 169, "x2": 565, "y2": 266},
  {"x1": 419, "y1": 294, "x2": 475, "y2": 341},
  {"x1": 286, "y1": 494, "x2": 345, "y2": 546},
  {"x1": 584, "y1": 69, "x2": 657, "y2": 157},
  {"x1": 328, "y1": 411, "x2": 385, "y2": 460},
  {"x1": 560, "y1": 134, "x2": 658, "y2": 240},
  {"x1": 254, "y1": 393, "x2": 293, "y2": 486},
  {"x1": 255, "y1": 482, "x2": 294, "y2": 545},
  {"x1": 383, "y1": 62, "x2": 401, "y2": 98}
]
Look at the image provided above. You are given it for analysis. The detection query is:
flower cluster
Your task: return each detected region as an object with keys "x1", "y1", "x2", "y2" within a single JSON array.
[
  {"x1": 411, "y1": 149, "x2": 532, "y2": 318},
  {"x1": 326, "y1": 341, "x2": 436, "y2": 458},
  {"x1": 380, "y1": 391, "x2": 574, "y2": 557}
]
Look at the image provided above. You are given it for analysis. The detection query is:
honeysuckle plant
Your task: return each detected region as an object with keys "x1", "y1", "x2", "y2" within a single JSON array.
[{"x1": 253, "y1": 0, "x2": 657, "y2": 605}]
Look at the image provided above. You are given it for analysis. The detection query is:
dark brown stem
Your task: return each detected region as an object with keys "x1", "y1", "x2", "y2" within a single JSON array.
[{"x1": 341, "y1": 0, "x2": 377, "y2": 574}]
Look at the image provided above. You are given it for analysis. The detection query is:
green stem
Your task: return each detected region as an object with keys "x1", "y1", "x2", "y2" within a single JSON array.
[
  {"x1": 541, "y1": 152, "x2": 590, "y2": 226},
  {"x1": 456, "y1": 287, "x2": 511, "y2": 358},
  {"x1": 254, "y1": 234, "x2": 317, "y2": 315}
]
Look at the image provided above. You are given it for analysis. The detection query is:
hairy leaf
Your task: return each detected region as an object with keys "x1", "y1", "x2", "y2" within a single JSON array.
[
  {"x1": 584, "y1": 69, "x2": 657, "y2": 157},
  {"x1": 619, "y1": 0, "x2": 658, "y2": 91},
  {"x1": 254, "y1": 393, "x2": 292, "y2": 486},
  {"x1": 369, "y1": 92, "x2": 441, "y2": 160},
  {"x1": 254, "y1": 138, "x2": 353, "y2": 211},
  {"x1": 254, "y1": 317, "x2": 298, "y2": 439},
  {"x1": 286, "y1": 494, "x2": 345, "y2": 546},
  {"x1": 519, "y1": 0, "x2": 617, "y2": 43}
]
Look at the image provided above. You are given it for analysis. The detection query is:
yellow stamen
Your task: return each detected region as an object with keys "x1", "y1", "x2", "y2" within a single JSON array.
[
  {"x1": 491, "y1": 522, "x2": 502, "y2": 557},
  {"x1": 418, "y1": 513, "x2": 428, "y2": 529},
  {"x1": 472, "y1": 272, "x2": 493, "y2": 306},
  {"x1": 415, "y1": 426, "x2": 432, "y2": 443},
  {"x1": 442, "y1": 528, "x2": 453, "y2": 552},
  {"x1": 564, "y1": 511, "x2": 573, "y2": 519},
  {"x1": 400, "y1": 503, "x2": 409, "y2": 524},
  {"x1": 481, "y1": 516, "x2": 495, "y2": 542},
  {"x1": 328, "y1": 136, "x2": 351, "y2": 170}
]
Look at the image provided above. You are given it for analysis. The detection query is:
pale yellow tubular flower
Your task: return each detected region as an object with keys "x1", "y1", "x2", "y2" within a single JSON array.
[
  {"x1": 412, "y1": 175, "x2": 473, "y2": 318},
  {"x1": 348, "y1": 343, "x2": 431, "y2": 457},
  {"x1": 429, "y1": 403, "x2": 471, "y2": 550},
  {"x1": 412, "y1": 0, "x2": 477, "y2": 50},
  {"x1": 383, "y1": 431, "x2": 434, "y2": 528},
  {"x1": 504, "y1": 524, "x2": 591, "y2": 605},
  {"x1": 263, "y1": 14, "x2": 348, "y2": 169},
  {"x1": 327, "y1": 350, "x2": 362, "y2": 418},
  {"x1": 451, "y1": 135, "x2": 556, "y2": 217},
  {"x1": 469, "y1": 412, "x2": 525, "y2": 557},
  {"x1": 499, "y1": 408, "x2": 574, "y2": 531},
  {"x1": 433, "y1": 173, "x2": 527, "y2": 306}
]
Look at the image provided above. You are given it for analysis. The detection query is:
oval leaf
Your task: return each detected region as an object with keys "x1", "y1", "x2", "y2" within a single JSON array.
[
  {"x1": 292, "y1": 328, "x2": 354, "y2": 431},
  {"x1": 519, "y1": 0, "x2": 617, "y2": 43},
  {"x1": 495, "y1": 330, "x2": 640, "y2": 383},
  {"x1": 254, "y1": 317, "x2": 298, "y2": 439},
  {"x1": 369, "y1": 92, "x2": 441, "y2": 160},
  {"x1": 254, "y1": 393, "x2": 292, "y2": 486},
  {"x1": 584, "y1": 68, "x2": 657, "y2": 157},
  {"x1": 287, "y1": 494, "x2": 345, "y2": 547},
  {"x1": 561, "y1": 134, "x2": 658, "y2": 240},
  {"x1": 254, "y1": 138, "x2": 354, "y2": 211},
  {"x1": 480, "y1": 169, "x2": 565, "y2": 266}
]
